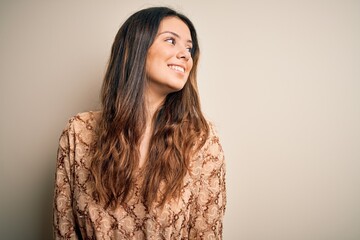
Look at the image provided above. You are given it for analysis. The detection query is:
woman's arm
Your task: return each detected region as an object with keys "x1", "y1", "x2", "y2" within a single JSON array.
[
  {"x1": 53, "y1": 119, "x2": 79, "y2": 239},
  {"x1": 189, "y1": 126, "x2": 227, "y2": 239}
]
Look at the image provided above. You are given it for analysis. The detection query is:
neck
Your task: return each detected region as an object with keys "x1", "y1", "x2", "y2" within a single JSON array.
[
  {"x1": 138, "y1": 89, "x2": 165, "y2": 168},
  {"x1": 145, "y1": 88, "x2": 166, "y2": 124}
]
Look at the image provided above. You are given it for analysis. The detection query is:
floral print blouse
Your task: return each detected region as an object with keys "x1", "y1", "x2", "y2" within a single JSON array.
[{"x1": 53, "y1": 111, "x2": 226, "y2": 239}]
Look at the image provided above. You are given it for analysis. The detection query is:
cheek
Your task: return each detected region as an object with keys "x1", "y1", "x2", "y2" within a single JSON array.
[
  {"x1": 145, "y1": 59, "x2": 151, "y2": 76},
  {"x1": 188, "y1": 60, "x2": 194, "y2": 72},
  {"x1": 147, "y1": 52, "x2": 165, "y2": 69},
  {"x1": 145, "y1": 54, "x2": 160, "y2": 74}
]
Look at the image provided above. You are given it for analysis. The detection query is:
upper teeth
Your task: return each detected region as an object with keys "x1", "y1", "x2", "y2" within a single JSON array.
[{"x1": 169, "y1": 65, "x2": 185, "y2": 73}]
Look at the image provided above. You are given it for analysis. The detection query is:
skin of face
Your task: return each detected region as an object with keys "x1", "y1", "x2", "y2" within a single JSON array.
[{"x1": 145, "y1": 17, "x2": 194, "y2": 100}]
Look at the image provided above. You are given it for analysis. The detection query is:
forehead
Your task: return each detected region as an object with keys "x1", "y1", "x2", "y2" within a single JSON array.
[{"x1": 157, "y1": 17, "x2": 192, "y2": 40}]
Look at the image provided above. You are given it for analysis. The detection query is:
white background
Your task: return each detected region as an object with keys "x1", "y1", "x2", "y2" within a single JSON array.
[{"x1": 1, "y1": 0, "x2": 359, "y2": 239}]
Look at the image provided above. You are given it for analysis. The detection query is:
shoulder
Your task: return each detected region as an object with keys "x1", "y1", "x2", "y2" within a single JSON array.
[
  {"x1": 59, "y1": 111, "x2": 100, "y2": 145},
  {"x1": 62, "y1": 111, "x2": 100, "y2": 134},
  {"x1": 207, "y1": 121, "x2": 220, "y2": 139},
  {"x1": 203, "y1": 121, "x2": 224, "y2": 161},
  {"x1": 66, "y1": 111, "x2": 100, "y2": 130},
  {"x1": 191, "y1": 121, "x2": 225, "y2": 174}
]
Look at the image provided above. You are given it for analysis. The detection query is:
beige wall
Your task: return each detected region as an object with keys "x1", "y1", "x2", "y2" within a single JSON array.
[{"x1": 1, "y1": 0, "x2": 359, "y2": 239}]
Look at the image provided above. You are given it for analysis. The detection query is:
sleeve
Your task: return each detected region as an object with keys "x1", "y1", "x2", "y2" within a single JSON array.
[
  {"x1": 189, "y1": 125, "x2": 227, "y2": 239},
  {"x1": 53, "y1": 119, "x2": 79, "y2": 239}
]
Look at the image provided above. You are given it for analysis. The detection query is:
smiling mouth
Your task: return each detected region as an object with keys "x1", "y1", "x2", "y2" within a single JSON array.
[{"x1": 168, "y1": 64, "x2": 185, "y2": 73}]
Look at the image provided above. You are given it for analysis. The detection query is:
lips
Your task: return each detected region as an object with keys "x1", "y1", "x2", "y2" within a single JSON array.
[{"x1": 168, "y1": 64, "x2": 185, "y2": 73}]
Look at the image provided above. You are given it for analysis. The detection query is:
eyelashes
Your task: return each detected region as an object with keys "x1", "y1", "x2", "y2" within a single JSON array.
[
  {"x1": 165, "y1": 37, "x2": 193, "y2": 53},
  {"x1": 165, "y1": 37, "x2": 176, "y2": 45}
]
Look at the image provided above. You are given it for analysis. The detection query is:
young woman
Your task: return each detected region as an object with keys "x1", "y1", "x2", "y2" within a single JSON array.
[{"x1": 53, "y1": 7, "x2": 226, "y2": 239}]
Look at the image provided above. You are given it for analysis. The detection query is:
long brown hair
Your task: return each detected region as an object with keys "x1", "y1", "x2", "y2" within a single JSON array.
[{"x1": 90, "y1": 7, "x2": 209, "y2": 209}]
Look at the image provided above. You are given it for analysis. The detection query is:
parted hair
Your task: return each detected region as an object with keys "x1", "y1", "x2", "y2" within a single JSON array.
[{"x1": 90, "y1": 7, "x2": 209, "y2": 209}]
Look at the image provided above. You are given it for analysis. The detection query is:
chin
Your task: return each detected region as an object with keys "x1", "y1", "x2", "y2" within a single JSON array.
[{"x1": 167, "y1": 82, "x2": 187, "y2": 93}]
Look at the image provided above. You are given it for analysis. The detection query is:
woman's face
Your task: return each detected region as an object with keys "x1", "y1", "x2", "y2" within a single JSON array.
[{"x1": 146, "y1": 17, "x2": 194, "y2": 98}]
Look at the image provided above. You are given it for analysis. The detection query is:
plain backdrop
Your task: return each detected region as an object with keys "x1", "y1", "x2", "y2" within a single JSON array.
[{"x1": 1, "y1": 0, "x2": 359, "y2": 239}]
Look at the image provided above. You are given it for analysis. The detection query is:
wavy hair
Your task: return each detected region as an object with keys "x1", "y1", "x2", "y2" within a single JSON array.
[{"x1": 90, "y1": 7, "x2": 209, "y2": 209}]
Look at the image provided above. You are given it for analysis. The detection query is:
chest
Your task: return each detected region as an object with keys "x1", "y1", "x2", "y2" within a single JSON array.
[{"x1": 71, "y1": 155, "x2": 197, "y2": 238}]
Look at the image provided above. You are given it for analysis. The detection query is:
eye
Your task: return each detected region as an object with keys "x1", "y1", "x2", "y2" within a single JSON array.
[
  {"x1": 186, "y1": 47, "x2": 193, "y2": 53},
  {"x1": 165, "y1": 37, "x2": 176, "y2": 45}
]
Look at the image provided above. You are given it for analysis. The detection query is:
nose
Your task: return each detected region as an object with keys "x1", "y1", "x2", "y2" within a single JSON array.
[{"x1": 176, "y1": 47, "x2": 191, "y2": 61}]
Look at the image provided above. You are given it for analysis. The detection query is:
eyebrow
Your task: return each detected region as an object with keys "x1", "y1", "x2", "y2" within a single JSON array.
[{"x1": 158, "y1": 31, "x2": 193, "y2": 44}]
